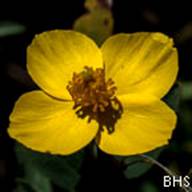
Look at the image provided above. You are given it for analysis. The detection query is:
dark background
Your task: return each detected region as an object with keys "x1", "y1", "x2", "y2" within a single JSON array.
[{"x1": 0, "y1": 0, "x2": 191, "y2": 191}]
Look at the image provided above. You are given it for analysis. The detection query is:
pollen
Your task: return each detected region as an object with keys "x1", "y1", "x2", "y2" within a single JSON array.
[{"x1": 67, "y1": 66, "x2": 119, "y2": 113}]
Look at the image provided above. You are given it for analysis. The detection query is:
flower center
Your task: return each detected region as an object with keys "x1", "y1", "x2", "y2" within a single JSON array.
[
  {"x1": 67, "y1": 66, "x2": 123, "y2": 134},
  {"x1": 67, "y1": 66, "x2": 119, "y2": 112}
]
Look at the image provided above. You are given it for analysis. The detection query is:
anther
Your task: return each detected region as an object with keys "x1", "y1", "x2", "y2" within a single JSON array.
[{"x1": 67, "y1": 66, "x2": 119, "y2": 113}]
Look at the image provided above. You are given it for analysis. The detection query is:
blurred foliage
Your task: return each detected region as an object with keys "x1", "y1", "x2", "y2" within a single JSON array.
[
  {"x1": 84, "y1": 0, "x2": 112, "y2": 10},
  {"x1": 15, "y1": 164, "x2": 52, "y2": 192},
  {"x1": 181, "y1": 82, "x2": 192, "y2": 100},
  {"x1": 175, "y1": 22, "x2": 192, "y2": 44},
  {"x1": 73, "y1": 0, "x2": 113, "y2": 45},
  {"x1": 0, "y1": 21, "x2": 25, "y2": 37},
  {"x1": 141, "y1": 181, "x2": 159, "y2": 192},
  {"x1": 15, "y1": 143, "x2": 85, "y2": 192},
  {"x1": 115, "y1": 148, "x2": 163, "y2": 179},
  {"x1": 163, "y1": 83, "x2": 180, "y2": 112}
]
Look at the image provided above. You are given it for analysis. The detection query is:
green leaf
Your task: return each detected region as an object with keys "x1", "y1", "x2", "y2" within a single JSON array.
[
  {"x1": 15, "y1": 163, "x2": 52, "y2": 192},
  {"x1": 15, "y1": 184, "x2": 36, "y2": 192},
  {"x1": 15, "y1": 143, "x2": 85, "y2": 191},
  {"x1": 15, "y1": 180, "x2": 37, "y2": 192},
  {"x1": 141, "y1": 181, "x2": 158, "y2": 192},
  {"x1": 180, "y1": 81, "x2": 192, "y2": 100},
  {"x1": 73, "y1": 0, "x2": 113, "y2": 45},
  {"x1": 163, "y1": 83, "x2": 180, "y2": 112},
  {"x1": 115, "y1": 147, "x2": 163, "y2": 179},
  {"x1": 0, "y1": 21, "x2": 26, "y2": 37},
  {"x1": 15, "y1": 177, "x2": 52, "y2": 192}
]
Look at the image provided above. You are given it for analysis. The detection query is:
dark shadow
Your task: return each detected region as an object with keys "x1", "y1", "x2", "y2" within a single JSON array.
[{"x1": 74, "y1": 99, "x2": 123, "y2": 136}]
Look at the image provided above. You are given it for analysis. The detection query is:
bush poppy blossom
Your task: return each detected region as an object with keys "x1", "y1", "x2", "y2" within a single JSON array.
[{"x1": 8, "y1": 30, "x2": 178, "y2": 155}]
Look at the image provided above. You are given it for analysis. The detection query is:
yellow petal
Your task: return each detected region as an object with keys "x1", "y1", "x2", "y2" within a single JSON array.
[
  {"x1": 97, "y1": 94, "x2": 177, "y2": 155},
  {"x1": 8, "y1": 91, "x2": 98, "y2": 155},
  {"x1": 27, "y1": 30, "x2": 102, "y2": 100},
  {"x1": 101, "y1": 32, "x2": 178, "y2": 98}
]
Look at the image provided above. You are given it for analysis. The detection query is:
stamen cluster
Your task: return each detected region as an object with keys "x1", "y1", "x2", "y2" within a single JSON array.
[{"x1": 67, "y1": 66, "x2": 117, "y2": 112}]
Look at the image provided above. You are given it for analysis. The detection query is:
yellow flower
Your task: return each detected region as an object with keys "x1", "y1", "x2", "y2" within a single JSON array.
[{"x1": 8, "y1": 30, "x2": 178, "y2": 156}]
